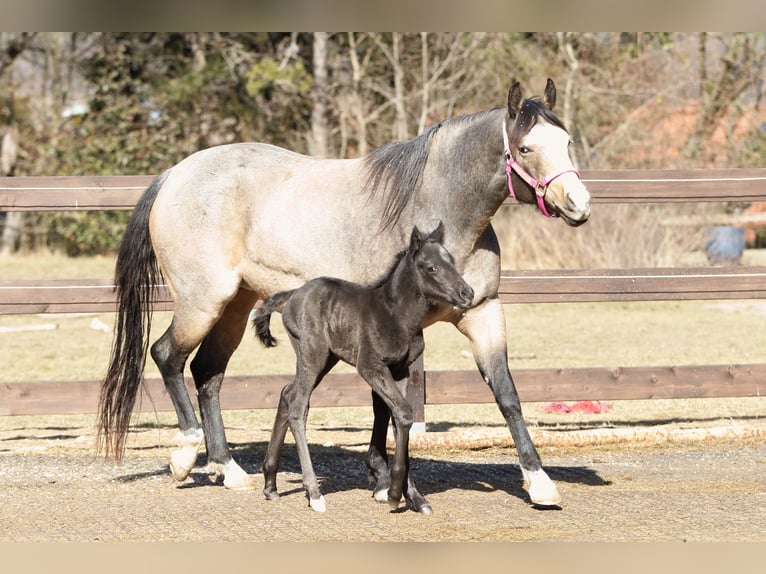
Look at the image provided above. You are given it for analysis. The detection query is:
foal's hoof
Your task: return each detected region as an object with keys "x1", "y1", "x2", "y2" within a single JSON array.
[
  {"x1": 263, "y1": 488, "x2": 280, "y2": 501},
  {"x1": 309, "y1": 495, "x2": 327, "y2": 512},
  {"x1": 521, "y1": 467, "x2": 562, "y2": 507},
  {"x1": 417, "y1": 503, "x2": 433, "y2": 515}
]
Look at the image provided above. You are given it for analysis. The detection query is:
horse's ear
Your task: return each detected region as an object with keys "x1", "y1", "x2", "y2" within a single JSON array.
[
  {"x1": 507, "y1": 81, "x2": 523, "y2": 120},
  {"x1": 427, "y1": 220, "x2": 445, "y2": 244},
  {"x1": 543, "y1": 78, "x2": 556, "y2": 110},
  {"x1": 410, "y1": 226, "x2": 424, "y2": 254}
]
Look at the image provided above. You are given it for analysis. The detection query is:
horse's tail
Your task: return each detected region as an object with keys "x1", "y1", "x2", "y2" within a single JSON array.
[
  {"x1": 252, "y1": 290, "x2": 295, "y2": 348},
  {"x1": 97, "y1": 170, "x2": 171, "y2": 460}
]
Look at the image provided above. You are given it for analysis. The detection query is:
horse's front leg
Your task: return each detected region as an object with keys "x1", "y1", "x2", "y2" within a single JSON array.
[{"x1": 455, "y1": 297, "x2": 561, "y2": 506}]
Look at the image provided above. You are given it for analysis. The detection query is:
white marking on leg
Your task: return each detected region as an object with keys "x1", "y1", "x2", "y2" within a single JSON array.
[
  {"x1": 521, "y1": 467, "x2": 562, "y2": 506},
  {"x1": 221, "y1": 459, "x2": 257, "y2": 490},
  {"x1": 309, "y1": 495, "x2": 327, "y2": 512},
  {"x1": 373, "y1": 489, "x2": 389, "y2": 503},
  {"x1": 168, "y1": 428, "x2": 204, "y2": 482}
]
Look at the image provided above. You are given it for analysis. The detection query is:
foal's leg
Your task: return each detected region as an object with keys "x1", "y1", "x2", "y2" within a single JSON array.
[
  {"x1": 358, "y1": 362, "x2": 415, "y2": 512},
  {"x1": 455, "y1": 297, "x2": 561, "y2": 506},
  {"x1": 189, "y1": 288, "x2": 259, "y2": 489},
  {"x1": 262, "y1": 383, "x2": 292, "y2": 500},
  {"x1": 263, "y1": 346, "x2": 338, "y2": 511},
  {"x1": 367, "y1": 377, "x2": 432, "y2": 514},
  {"x1": 285, "y1": 374, "x2": 326, "y2": 511},
  {"x1": 366, "y1": 391, "x2": 391, "y2": 497},
  {"x1": 366, "y1": 358, "x2": 420, "y2": 500}
]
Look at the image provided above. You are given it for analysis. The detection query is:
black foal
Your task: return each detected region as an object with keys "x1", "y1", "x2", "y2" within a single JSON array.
[{"x1": 253, "y1": 222, "x2": 474, "y2": 513}]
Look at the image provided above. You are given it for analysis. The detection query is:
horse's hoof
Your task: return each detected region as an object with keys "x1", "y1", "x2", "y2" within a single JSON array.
[
  {"x1": 388, "y1": 496, "x2": 402, "y2": 510},
  {"x1": 169, "y1": 445, "x2": 198, "y2": 482},
  {"x1": 373, "y1": 489, "x2": 389, "y2": 503},
  {"x1": 521, "y1": 467, "x2": 562, "y2": 506},
  {"x1": 222, "y1": 464, "x2": 258, "y2": 491},
  {"x1": 309, "y1": 495, "x2": 327, "y2": 512},
  {"x1": 169, "y1": 429, "x2": 204, "y2": 482},
  {"x1": 224, "y1": 474, "x2": 258, "y2": 491}
]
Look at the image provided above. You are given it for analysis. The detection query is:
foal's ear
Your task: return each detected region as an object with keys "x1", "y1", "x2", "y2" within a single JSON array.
[
  {"x1": 543, "y1": 78, "x2": 556, "y2": 110},
  {"x1": 507, "y1": 81, "x2": 523, "y2": 120},
  {"x1": 427, "y1": 220, "x2": 445, "y2": 244},
  {"x1": 410, "y1": 226, "x2": 425, "y2": 253}
]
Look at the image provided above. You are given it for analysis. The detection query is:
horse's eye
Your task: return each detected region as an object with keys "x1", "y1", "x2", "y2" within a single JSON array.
[
  {"x1": 518, "y1": 146, "x2": 531, "y2": 155},
  {"x1": 426, "y1": 265, "x2": 438, "y2": 273}
]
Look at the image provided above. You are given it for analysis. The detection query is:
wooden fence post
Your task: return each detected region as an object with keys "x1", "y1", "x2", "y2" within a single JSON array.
[{"x1": 406, "y1": 353, "x2": 426, "y2": 433}]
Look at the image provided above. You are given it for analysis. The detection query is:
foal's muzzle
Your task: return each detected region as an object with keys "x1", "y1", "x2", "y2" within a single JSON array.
[{"x1": 454, "y1": 285, "x2": 475, "y2": 309}]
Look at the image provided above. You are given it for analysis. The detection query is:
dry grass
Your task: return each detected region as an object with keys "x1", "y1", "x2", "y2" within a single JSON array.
[{"x1": 493, "y1": 202, "x2": 722, "y2": 269}]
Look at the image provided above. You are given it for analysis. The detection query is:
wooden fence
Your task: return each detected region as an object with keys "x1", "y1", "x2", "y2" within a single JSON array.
[{"x1": 2, "y1": 169, "x2": 766, "y2": 419}]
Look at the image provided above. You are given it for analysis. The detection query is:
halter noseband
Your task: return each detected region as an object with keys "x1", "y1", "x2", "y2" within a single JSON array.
[{"x1": 502, "y1": 117, "x2": 580, "y2": 218}]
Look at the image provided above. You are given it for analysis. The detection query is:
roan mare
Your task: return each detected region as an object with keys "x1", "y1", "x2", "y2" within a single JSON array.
[
  {"x1": 253, "y1": 222, "x2": 473, "y2": 513},
  {"x1": 98, "y1": 78, "x2": 591, "y2": 511}
]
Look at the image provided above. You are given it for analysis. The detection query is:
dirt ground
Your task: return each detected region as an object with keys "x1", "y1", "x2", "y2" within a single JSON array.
[{"x1": 0, "y1": 412, "x2": 764, "y2": 542}]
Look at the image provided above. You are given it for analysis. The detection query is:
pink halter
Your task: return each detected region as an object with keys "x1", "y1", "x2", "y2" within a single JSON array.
[{"x1": 502, "y1": 117, "x2": 580, "y2": 218}]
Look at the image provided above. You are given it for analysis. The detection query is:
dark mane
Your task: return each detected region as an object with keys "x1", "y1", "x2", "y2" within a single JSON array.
[
  {"x1": 362, "y1": 109, "x2": 501, "y2": 231},
  {"x1": 362, "y1": 124, "x2": 439, "y2": 231}
]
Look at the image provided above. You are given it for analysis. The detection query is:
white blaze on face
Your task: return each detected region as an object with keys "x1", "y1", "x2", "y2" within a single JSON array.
[{"x1": 521, "y1": 122, "x2": 591, "y2": 220}]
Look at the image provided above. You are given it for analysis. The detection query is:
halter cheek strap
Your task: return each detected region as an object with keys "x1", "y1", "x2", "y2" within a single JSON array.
[{"x1": 502, "y1": 117, "x2": 580, "y2": 219}]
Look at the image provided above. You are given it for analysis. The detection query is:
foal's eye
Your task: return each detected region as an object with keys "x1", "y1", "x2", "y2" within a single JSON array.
[{"x1": 518, "y1": 146, "x2": 531, "y2": 155}]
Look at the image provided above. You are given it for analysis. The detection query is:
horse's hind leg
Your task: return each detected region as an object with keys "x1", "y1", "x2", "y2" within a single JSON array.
[
  {"x1": 150, "y1": 317, "x2": 209, "y2": 482},
  {"x1": 190, "y1": 288, "x2": 259, "y2": 490}
]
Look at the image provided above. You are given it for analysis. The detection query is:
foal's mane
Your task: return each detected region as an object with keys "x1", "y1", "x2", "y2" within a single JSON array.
[
  {"x1": 368, "y1": 245, "x2": 409, "y2": 290},
  {"x1": 362, "y1": 109, "x2": 499, "y2": 231}
]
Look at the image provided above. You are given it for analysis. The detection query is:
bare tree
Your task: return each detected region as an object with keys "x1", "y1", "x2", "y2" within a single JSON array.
[
  {"x1": 310, "y1": 32, "x2": 329, "y2": 158},
  {"x1": 0, "y1": 33, "x2": 36, "y2": 255},
  {"x1": 0, "y1": 126, "x2": 20, "y2": 255},
  {"x1": 683, "y1": 32, "x2": 766, "y2": 161}
]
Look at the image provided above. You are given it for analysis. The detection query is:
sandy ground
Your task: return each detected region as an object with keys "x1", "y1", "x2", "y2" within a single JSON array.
[{"x1": 1, "y1": 410, "x2": 764, "y2": 542}]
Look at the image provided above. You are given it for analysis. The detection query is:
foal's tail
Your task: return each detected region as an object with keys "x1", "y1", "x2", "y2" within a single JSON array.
[
  {"x1": 97, "y1": 170, "x2": 170, "y2": 460},
  {"x1": 252, "y1": 290, "x2": 295, "y2": 348}
]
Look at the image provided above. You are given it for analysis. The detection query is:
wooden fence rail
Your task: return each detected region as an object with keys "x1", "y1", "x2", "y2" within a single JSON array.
[{"x1": 2, "y1": 169, "x2": 766, "y2": 417}]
